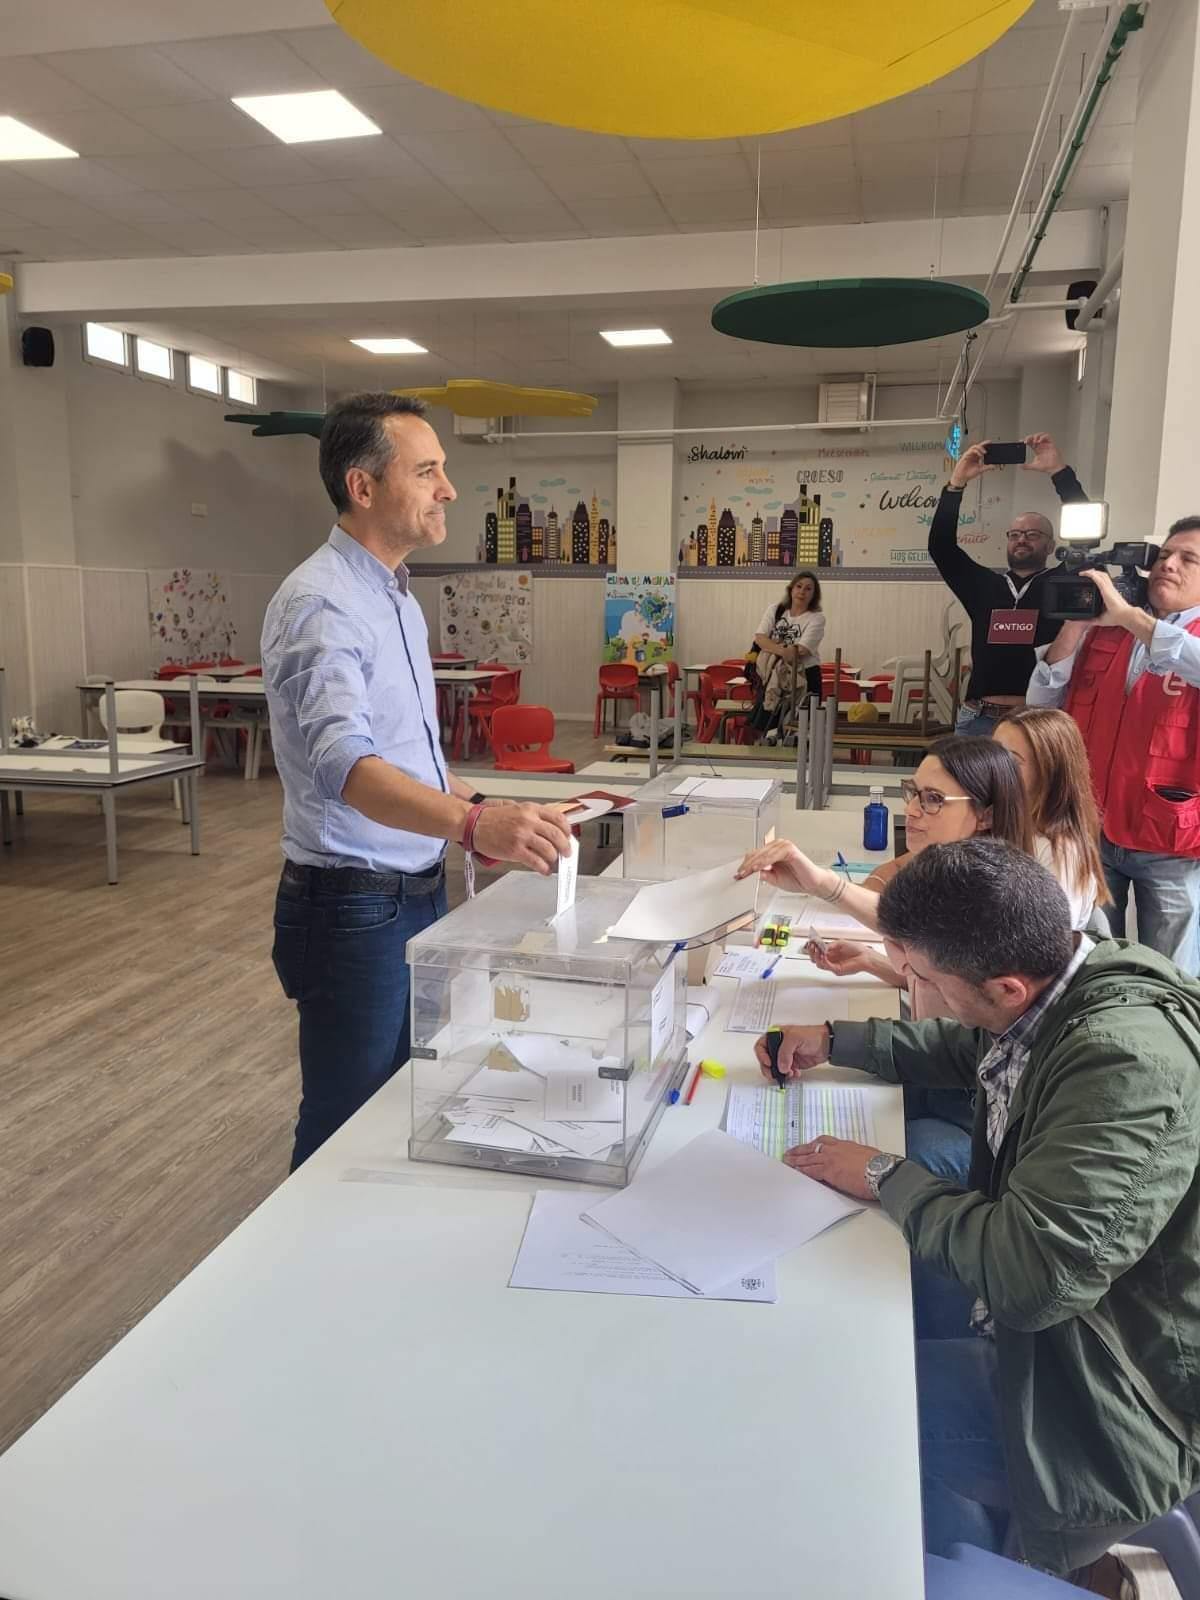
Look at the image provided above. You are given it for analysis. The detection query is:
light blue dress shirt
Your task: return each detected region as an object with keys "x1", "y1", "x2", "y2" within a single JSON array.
[
  {"x1": 262, "y1": 525, "x2": 448, "y2": 872},
  {"x1": 1027, "y1": 603, "x2": 1200, "y2": 707}
]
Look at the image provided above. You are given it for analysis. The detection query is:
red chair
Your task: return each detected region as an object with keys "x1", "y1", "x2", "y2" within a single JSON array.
[
  {"x1": 491, "y1": 706, "x2": 575, "y2": 772},
  {"x1": 696, "y1": 672, "x2": 726, "y2": 743},
  {"x1": 452, "y1": 670, "x2": 520, "y2": 759},
  {"x1": 594, "y1": 664, "x2": 640, "y2": 736},
  {"x1": 477, "y1": 660, "x2": 522, "y2": 697}
]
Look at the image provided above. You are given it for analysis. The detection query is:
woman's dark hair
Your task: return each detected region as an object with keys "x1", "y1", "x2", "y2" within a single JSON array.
[
  {"x1": 319, "y1": 391, "x2": 429, "y2": 513},
  {"x1": 924, "y1": 734, "x2": 1033, "y2": 855},
  {"x1": 774, "y1": 569, "x2": 822, "y2": 622}
]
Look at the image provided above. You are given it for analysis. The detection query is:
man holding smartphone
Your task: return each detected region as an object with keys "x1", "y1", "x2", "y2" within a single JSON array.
[
  {"x1": 1027, "y1": 517, "x2": 1200, "y2": 970},
  {"x1": 928, "y1": 432, "x2": 1088, "y2": 735}
]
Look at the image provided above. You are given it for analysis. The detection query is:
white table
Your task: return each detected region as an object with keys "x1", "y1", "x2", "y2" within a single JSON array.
[
  {"x1": 77, "y1": 678, "x2": 268, "y2": 738},
  {"x1": 0, "y1": 948, "x2": 921, "y2": 1599},
  {"x1": 432, "y1": 668, "x2": 500, "y2": 759},
  {"x1": 0, "y1": 747, "x2": 203, "y2": 884}
]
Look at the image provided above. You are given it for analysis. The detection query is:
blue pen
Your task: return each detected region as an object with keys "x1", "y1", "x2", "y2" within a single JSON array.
[
  {"x1": 760, "y1": 952, "x2": 783, "y2": 980},
  {"x1": 835, "y1": 850, "x2": 850, "y2": 876}
]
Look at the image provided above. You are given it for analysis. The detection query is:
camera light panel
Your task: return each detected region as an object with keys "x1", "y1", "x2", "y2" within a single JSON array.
[{"x1": 1060, "y1": 501, "x2": 1108, "y2": 545}]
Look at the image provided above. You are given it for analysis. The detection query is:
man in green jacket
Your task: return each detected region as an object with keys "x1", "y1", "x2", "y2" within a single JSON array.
[{"x1": 756, "y1": 839, "x2": 1200, "y2": 1590}]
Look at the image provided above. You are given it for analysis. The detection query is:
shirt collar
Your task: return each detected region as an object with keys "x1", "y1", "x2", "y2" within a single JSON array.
[
  {"x1": 328, "y1": 524, "x2": 410, "y2": 594},
  {"x1": 1161, "y1": 603, "x2": 1200, "y2": 628},
  {"x1": 990, "y1": 933, "x2": 1094, "y2": 1051}
]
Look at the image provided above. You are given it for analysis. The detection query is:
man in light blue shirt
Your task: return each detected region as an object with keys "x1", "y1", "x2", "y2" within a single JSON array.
[
  {"x1": 263, "y1": 393, "x2": 571, "y2": 1168},
  {"x1": 1027, "y1": 517, "x2": 1200, "y2": 968}
]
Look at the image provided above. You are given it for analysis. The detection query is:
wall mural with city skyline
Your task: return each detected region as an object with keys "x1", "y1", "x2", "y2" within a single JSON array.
[{"x1": 472, "y1": 468, "x2": 616, "y2": 566}]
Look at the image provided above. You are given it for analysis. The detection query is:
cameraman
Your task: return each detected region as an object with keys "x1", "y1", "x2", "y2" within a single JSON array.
[
  {"x1": 1027, "y1": 517, "x2": 1200, "y2": 969},
  {"x1": 929, "y1": 432, "x2": 1088, "y2": 735}
]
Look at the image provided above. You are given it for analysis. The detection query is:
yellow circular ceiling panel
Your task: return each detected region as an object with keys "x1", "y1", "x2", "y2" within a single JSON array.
[{"x1": 326, "y1": 0, "x2": 1034, "y2": 140}]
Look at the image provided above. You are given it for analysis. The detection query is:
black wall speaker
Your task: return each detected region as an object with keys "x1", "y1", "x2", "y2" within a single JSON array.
[
  {"x1": 1066, "y1": 280, "x2": 1098, "y2": 332},
  {"x1": 21, "y1": 326, "x2": 55, "y2": 367}
]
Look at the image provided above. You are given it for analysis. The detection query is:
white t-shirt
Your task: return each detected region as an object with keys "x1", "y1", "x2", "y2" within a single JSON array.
[
  {"x1": 755, "y1": 604, "x2": 826, "y2": 667},
  {"x1": 1034, "y1": 833, "x2": 1098, "y2": 932}
]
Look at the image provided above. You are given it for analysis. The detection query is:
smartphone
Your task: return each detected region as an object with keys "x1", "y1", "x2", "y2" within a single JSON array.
[{"x1": 983, "y1": 441, "x2": 1028, "y2": 466}]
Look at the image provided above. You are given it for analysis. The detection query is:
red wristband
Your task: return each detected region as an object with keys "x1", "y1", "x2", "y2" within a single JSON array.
[{"x1": 461, "y1": 802, "x2": 498, "y2": 867}]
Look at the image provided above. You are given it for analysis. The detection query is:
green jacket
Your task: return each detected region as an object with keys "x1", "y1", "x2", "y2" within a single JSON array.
[{"x1": 834, "y1": 939, "x2": 1200, "y2": 1573}]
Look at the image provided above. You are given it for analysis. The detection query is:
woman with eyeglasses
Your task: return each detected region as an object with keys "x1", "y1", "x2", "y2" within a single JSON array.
[{"x1": 736, "y1": 735, "x2": 1031, "y2": 1184}]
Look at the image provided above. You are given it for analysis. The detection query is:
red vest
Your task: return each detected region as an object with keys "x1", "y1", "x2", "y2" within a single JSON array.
[{"x1": 1066, "y1": 620, "x2": 1200, "y2": 857}]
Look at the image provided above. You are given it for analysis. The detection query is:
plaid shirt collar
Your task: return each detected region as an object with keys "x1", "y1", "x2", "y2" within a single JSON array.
[{"x1": 977, "y1": 935, "x2": 1094, "y2": 1155}]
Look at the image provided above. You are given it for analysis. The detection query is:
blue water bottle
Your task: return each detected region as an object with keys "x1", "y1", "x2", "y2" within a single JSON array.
[{"x1": 863, "y1": 785, "x2": 888, "y2": 851}]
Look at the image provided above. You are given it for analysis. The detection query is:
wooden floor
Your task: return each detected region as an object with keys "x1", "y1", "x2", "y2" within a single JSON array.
[{"x1": 0, "y1": 728, "x2": 1183, "y2": 1597}]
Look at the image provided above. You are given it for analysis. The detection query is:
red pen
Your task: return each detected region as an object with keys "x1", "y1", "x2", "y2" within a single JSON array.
[{"x1": 683, "y1": 1062, "x2": 703, "y2": 1105}]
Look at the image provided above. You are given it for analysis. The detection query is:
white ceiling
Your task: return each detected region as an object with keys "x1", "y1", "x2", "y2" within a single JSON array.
[{"x1": 0, "y1": 0, "x2": 1138, "y2": 264}]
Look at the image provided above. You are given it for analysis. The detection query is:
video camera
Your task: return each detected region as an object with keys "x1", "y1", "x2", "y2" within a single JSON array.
[{"x1": 1040, "y1": 502, "x2": 1159, "y2": 621}]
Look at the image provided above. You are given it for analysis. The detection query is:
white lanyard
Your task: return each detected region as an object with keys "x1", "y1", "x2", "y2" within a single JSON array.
[{"x1": 1005, "y1": 573, "x2": 1038, "y2": 604}]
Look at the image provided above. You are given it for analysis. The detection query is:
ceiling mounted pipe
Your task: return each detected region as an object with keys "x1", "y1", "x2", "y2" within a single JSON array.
[{"x1": 1073, "y1": 248, "x2": 1124, "y2": 334}]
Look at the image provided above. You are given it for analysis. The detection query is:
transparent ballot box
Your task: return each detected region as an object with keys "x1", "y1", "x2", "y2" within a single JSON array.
[
  {"x1": 407, "y1": 872, "x2": 687, "y2": 1186},
  {"x1": 622, "y1": 772, "x2": 782, "y2": 880}
]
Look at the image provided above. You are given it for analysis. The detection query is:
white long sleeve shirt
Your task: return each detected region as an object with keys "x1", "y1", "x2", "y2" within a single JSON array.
[{"x1": 1026, "y1": 604, "x2": 1200, "y2": 707}]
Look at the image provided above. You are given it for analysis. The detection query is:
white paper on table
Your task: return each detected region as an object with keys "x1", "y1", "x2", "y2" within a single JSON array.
[
  {"x1": 608, "y1": 858, "x2": 759, "y2": 944},
  {"x1": 715, "y1": 947, "x2": 780, "y2": 981},
  {"x1": 685, "y1": 985, "x2": 715, "y2": 1040},
  {"x1": 462, "y1": 1066, "x2": 547, "y2": 1104},
  {"x1": 545, "y1": 1071, "x2": 624, "y2": 1122},
  {"x1": 555, "y1": 835, "x2": 579, "y2": 917},
  {"x1": 727, "y1": 981, "x2": 851, "y2": 1035},
  {"x1": 673, "y1": 778, "x2": 774, "y2": 802},
  {"x1": 507, "y1": 1115, "x2": 618, "y2": 1159},
  {"x1": 583, "y1": 1129, "x2": 862, "y2": 1297},
  {"x1": 726, "y1": 1081, "x2": 877, "y2": 1159},
  {"x1": 446, "y1": 1116, "x2": 538, "y2": 1153},
  {"x1": 793, "y1": 904, "x2": 877, "y2": 942},
  {"x1": 510, "y1": 1191, "x2": 777, "y2": 1302},
  {"x1": 670, "y1": 776, "x2": 706, "y2": 797},
  {"x1": 650, "y1": 965, "x2": 676, "y2": 1062},
  {"x1": 498, "y1": 1034, "x2": 620, "y2": 1079}
]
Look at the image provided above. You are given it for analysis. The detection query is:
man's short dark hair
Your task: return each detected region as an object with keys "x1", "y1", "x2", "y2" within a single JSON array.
[
  {"x1": 877, "y1": 839, "x2": 1074, "y2": 986},
  {"x1": 1167, "y1": 516, "x2": 1200, "y2": 538},
  {"x1": 319, "y1": 392, "x2": 429, "y2": 514}
]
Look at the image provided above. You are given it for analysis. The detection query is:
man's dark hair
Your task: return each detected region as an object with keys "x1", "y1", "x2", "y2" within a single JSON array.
[
  {"x1": 1167, "y1": 516, "x2": 1200, "y2": 538},
  {"x1": 877, "y1": 838, "x2": 1074, "y2": 986},
  {"x1": 319, "y1": 392, "x2": 429, "y2": 514}
]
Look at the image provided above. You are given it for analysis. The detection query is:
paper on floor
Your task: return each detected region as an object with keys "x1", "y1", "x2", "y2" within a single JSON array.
[
  {"x1": 607, "y1": 858, "x2": 759, "y2": 944},
  {"x1": 510, "y1": 1190, "x2": 776, "y2": 1302},
  {"x1": 582, "y1": 1128, "x2": 861, "y2": 1296}
]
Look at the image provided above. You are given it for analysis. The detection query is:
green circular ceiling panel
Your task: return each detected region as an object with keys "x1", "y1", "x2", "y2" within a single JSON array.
[{"x1": 711, "y1": 278, "x2": 990, "y2": 348}]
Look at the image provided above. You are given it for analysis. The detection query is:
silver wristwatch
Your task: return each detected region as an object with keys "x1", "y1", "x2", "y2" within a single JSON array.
[{"x1": 865, "y1": 1152, "x2": 903, "y2": 1200}]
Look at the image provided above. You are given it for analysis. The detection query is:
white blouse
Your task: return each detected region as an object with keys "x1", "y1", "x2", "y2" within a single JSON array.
[
  {"x1": 1034, "y1": 834, "x2": 1099, "y2": 932},
  {"x1": 755, "y1": 604, "x2": 826, "y2": 667}
]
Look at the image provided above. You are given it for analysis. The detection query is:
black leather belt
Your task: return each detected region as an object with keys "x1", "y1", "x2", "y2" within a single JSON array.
[{"x1": 281, "y1": 858, "x2": 445, "y2": 898}]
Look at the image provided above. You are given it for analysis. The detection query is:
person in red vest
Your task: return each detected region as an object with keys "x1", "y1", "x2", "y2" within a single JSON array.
[{"x1": 1027, "y1": 515, "x2": 1200, "y2": 970}]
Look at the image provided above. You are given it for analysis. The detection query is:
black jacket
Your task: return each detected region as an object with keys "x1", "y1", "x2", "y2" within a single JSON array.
[{"x1": 928, "y1": 466, "x2": 1088, "y2": 700}]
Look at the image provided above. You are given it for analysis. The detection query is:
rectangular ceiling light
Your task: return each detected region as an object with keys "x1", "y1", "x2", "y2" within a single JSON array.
[
  {"x1": 350, "y1": 338, "x2": 428, "y2": 355},
  {"x1": 232, "y1": 90, "x2": 380, "y2": 145},
  {"x1": 0, "y1": 116, "x2": 78, "y2": 160},
  {"x1": 599, "y1": 328, "x2": 672, "y2": 348}
]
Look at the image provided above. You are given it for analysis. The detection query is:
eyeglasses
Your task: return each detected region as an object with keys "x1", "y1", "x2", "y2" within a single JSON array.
[
  {"x1": 1006, "y1": 527, "x2": 1049, "y2": 540},
  {"x1": 899, "y1": 780, "x2": 976, "y2": 817}
]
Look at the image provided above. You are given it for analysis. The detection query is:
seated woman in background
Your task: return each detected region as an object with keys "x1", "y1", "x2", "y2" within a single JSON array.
[
  {"x1": 992, "y1": 706, "x2": 1110, "y2": 934},
  {"x1": 752, "y1": 571, "x2": 826, "y2": 737},
  {"x1": 735, "y1": 735, "x2": 1032, "y2": 1185}
]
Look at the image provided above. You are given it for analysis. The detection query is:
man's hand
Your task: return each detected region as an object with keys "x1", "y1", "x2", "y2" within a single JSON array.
[
  {"x1": 736, "y1": 839, "x2": 835, "y2": 898},
  {"x1": 784, "y1": 1136, "x2": 884, "y2": 1201},
  {"x1": 948, "y1": 441, "x2": 996, "y2": 491},
  {"x1": 472, "y1": 803, "x2": 572, "y2": 875},
  {"x1": 1023, "y1": 432, "x2": 1066, "y2": 475},
  {"x1": 753, "y1": 1025, "x2": 831, "y2": 1082},
  {"x1": 1080, "y1": 568, "x2": 1139, "y2": 629}
]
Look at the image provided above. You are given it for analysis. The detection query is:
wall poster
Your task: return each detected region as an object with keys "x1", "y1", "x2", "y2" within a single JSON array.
[
  {"x1": 440, "y1": 569, "x2": 533, "y2": 664},
  {"x1": 148, "y1": 568, "x2": 238, "y2": 665},
  {"x1": 603, "y1": 573, "x2": 675, "y2": 665}
]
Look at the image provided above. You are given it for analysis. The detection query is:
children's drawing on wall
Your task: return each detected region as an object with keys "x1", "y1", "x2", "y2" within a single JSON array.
[
  {"x1": 440, "y1": 570, "x2": 534, "y2": 664},
  {"x1": 603, "y1": 574, "x2": 675, "y2": 666},
  {"x1": 148, "y1": 569, "x2": 237, "y2": 666}
]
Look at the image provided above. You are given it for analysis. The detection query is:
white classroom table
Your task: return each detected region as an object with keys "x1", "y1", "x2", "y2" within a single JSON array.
[
  {"x1": 432, "y1": 668, "x2": 498, "y2": 759},
  {"x1": 0, "y1": 921, "x2": 921, "y2": 1600},
  {"x1": 0, "y1": 747, "x2": 203, "y2": 884},
  {"x1": 77, "y1": 678, "x2": 268, "y2": 737}
]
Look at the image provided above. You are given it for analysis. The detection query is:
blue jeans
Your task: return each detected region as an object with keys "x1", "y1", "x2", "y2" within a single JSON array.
[
  {"x1": 955, "y1": 705, "x2": 1004, "y2": 738},
  {"x1": 918, "y1": 1337, "x2": 1010, "y2": 1558},
  {"x1": 272, "y1": 867, "x2": 449, "y2": 1170},
  {"x1": 904, "y1": 1085, "x2": 974, "y2": 1185},
  {"x1": 1101, "y1": 832, "x2": 1200, "y2": 973}
]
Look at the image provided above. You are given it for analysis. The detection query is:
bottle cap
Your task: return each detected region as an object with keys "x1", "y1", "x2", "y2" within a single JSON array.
[{"x1": 869, "y1": 785, "x2": 883, "y2": 801}]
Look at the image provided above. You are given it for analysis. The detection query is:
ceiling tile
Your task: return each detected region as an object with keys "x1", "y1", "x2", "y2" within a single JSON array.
[
  {"x1": 1061, "y1": 165, "x2": 1131, "y2": 206},
  {"x1": 173, "y1": 188, "x2": 291, "y2": 223},
  {"x1": 565, "y1": 195, "x2": 676, "y2": 231},
  {"x1": 624, "y1": 136, "x2": 744, "y2": 161},
  {"x1": 10, "y1": 107, "x2": 173, "y2": 157},
  {"x1": 919, "y1": 57, "x2": 983, "y2": 95},
  {"x1": 277, "y1": 25, "x2": 413, "y2": 87},
  {"x1": 255, "y1": 181, "x2": 384, "y2": 218},
  {"x1": 0, "y1": 224, "x2": 90, "y2": 259},
  {"x1": 542, "y1": 163, "x2": 654, "y2": 201},
  {"x1": 960, "y1": 171, "x2": 1028, "y2": 209},
  {"x1": 967, "y1": 131, "x2": 1043, "y2": 175},
  {"x1": 304, "y1": 212, "x2": 412, "y2": 248},
  {"x1": 97, "y1": 191, "x2": 202, "y2": 223},
  {"x1": 443, "y1": 169, "x2": 560, "y2": 208},
  {"x1": 858, "y1": 138, "x2": 968, "y2": 181},
  {"x1": 660, "y1": 190, "x2": 759, "y2": 225},
  {"x1": 504, "y1": 124, "x2": 633, "y2": 168},
  {"x1": 127, "y1": 101, "x2": 276, "y2": 150},
  {"x1": 349, "y1": 179, "x2": 467, "y2": 221},
  {"x1": 0, "y1": 190, "x2": 111, "y2": 227},
  {"x1": 233, "y1": 215, "x2": 349, "y2": 251},
  {"x1": 640, "y1": 154, "x2": 753, "y2": 195},
  {"x1": 498, "y1": 221, "x2": 589, "y2": 243},
  {"x1": 100, "y1": 152, "x2": 236, "y2": 190},
  {"x1": 65, "y1": 222, "x2": 173, "y2": 257},
  {"x1": 410, "y1": 214, "x2": 501, "y2": 243},
  {"x1": 983, "y1": 23, "x2": 1103, "y2": 89},
  {"x1": 974, "y1": 86, "x2": 1062, "y2": 137},
  {"x1": 854, "y1": 90, "x2": 975, "y2": 142},
  {"x1": 759, "y1": 183, "x2": 860, "y2": 222},
  {"x1": 1097, "y1": 78, "x2": 1138, "y2": 128},
  {"x1": 0, "y1": 56, "x2": 102, "y2": 113},
  {"x1": 749, "y1": 118, "x2": 854, "y2": 154},
  {"x1": 44, "y1": 46, "x2": 212, "y2": 107},
  {"x1": 394, "y1": 130, "x2": 526, "y2": 177},
  {"x1": 349, "y1": 84, "x2": 494, "y2": 134},
  {"x1": 757, "y1": 145, "x2": 857, "y2": 185},
  {"x1": 139, "y1": 219, "x2": 258, "y2": 254},
  {"x1": 861, "y1": 177, "x2": 963, "y2": 220},
  {"x1": 194, "y1": 145, "x2": 323, "y2": 186},
  {"x1": 1079, "y1": 124, "x2": 1134, "y2": 167},
  {"x1": 288, "y1": 136, "x2": 430, "y2": 181},
  {"x1": 157, "y1": 34, "x2": 326, "y2": 97},
  {"x1": 3, "y1": 158, "x2": 143, "y2": 199}
]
